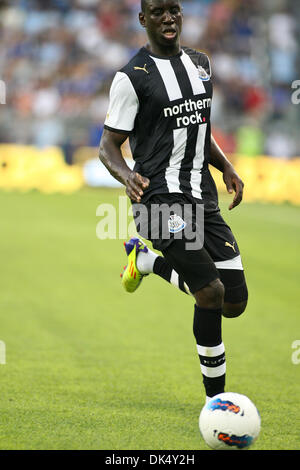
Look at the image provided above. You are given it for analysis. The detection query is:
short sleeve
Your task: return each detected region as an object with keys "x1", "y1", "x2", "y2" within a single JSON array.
[{"x1": 104, "y1": 72, "x2": 139, "y2": 133}]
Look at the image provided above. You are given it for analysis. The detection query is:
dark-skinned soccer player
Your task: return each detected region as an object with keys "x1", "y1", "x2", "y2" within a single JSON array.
[{"x1": 99, "y1": 0, "x2": 248, "y2": 403}]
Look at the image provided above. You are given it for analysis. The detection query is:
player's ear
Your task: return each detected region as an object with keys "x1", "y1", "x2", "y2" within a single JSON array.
[{"x1": 139, "y1": 12, "x2": 146, "y2": 28}]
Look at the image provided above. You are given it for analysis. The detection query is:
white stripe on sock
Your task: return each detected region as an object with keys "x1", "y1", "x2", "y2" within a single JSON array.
[
  {"x1": 197, "y1": 342, "x2": 226, "y2": 378},
  {"x1": 184, "y1": 282, "x2": 191, "y2": 295},
  {"x1": 200, "y1": 362, "x2": 226, "y2": 378},
  {"x1": 197, "y1": 343, "x2": 225, "y2": 357}
]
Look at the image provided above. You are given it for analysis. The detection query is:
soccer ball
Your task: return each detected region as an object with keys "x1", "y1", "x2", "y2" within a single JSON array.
[{"x1": 199, "y1": 392, "x2": 261, "y2": 450}]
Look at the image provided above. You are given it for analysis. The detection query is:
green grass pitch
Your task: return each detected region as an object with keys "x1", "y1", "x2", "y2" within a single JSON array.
[{"x1": 0, "y1": 188, "x2": 299, "y2": 450}]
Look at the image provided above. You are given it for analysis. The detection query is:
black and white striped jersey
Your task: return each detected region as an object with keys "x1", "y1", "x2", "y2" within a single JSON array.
[{"x1": 104, "y1": 46, "x2": 219, "y2": 212}]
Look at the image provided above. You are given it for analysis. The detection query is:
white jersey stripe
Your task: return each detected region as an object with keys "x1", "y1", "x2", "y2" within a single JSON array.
[
  {"x1": 190, "y1": 123, "x2": 207, "y2": 199},
  {"x1": 165, "y1": 127, "x2": 187, "y2": 193},
  {"x1": 180, "y1": 51, "x2": 206, "y2": 96},
  {"x1": 150, "y1": 56, "x2": 183, "y2": 101}
]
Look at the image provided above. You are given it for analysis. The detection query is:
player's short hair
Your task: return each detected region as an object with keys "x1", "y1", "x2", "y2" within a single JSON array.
[{"x1": 141, "y1": 0, "x2": 182, "y2": 13}]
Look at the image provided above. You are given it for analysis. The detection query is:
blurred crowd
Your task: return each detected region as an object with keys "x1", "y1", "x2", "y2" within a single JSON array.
[{"x1": 0, "y1": 0, "x2": 299, "y2": 160}]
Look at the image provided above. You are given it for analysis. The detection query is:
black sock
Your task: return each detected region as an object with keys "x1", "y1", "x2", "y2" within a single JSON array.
[
  {"x1": 193, "y1": 304, "x2": 226, "y2": 398},
  {"x1": 153, "y1": 257, "x2": 190, "y2": 295}
]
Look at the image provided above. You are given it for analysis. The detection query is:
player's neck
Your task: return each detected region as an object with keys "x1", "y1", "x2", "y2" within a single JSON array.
[{"x1": 145, "y1": 41, "x2": 181, "y2": 58}]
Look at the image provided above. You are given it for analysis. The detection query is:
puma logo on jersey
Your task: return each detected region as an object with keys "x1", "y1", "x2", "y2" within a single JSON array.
[
  {"x1": 134, "y1": 64, "x2": 149, "y2": 74},
  {"x1": 225, "y1": 241, "x2": 236, "y2": 253}
]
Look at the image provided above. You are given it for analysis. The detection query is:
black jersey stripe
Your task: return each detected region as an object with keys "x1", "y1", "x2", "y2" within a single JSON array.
[
  {"x1": 170, "y1": 56, "x2": 194, "y2": 99},
  {"x1": 179, "y1": 125, "x2": 198, "y2": 194}
]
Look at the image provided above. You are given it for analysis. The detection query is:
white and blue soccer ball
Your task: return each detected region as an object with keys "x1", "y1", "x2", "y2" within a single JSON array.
[{"x1": 199, "y1": 392, "x2": 261, "y2": 450}]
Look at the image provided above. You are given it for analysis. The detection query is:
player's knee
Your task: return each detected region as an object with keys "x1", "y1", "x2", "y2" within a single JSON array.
[
  {"x1": 222, "y1": 299, "x2": 248, "y2": 318},
  {"x1": 194, "y1": 278, "x2": 225, "y2": 309},
  {"x1": 221, "y1": 274, "x2": 248, "y2": 318}
]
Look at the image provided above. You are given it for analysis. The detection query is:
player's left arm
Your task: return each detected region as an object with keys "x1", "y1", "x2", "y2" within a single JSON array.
[{"x1": 210, "y1": 134, "x2": 244, "y2": 210}]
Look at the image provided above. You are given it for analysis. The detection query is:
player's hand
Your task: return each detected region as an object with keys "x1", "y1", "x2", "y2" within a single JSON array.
[
  {"x1": 125, "y1": 171, "x2": 150, "y2": 203},
  {"x1": 223, "y1": 164, "x2": 244, "y2": 210}
]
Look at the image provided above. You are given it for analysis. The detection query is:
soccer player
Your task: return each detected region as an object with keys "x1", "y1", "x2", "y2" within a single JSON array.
[{"x1": 99, "y1": 0, "x2": 248, "y2": 403}]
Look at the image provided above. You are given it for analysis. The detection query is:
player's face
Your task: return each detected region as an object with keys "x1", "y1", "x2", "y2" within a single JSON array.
[{"x1": 139, "y1": 0, "x2": 183, "y2": 54}]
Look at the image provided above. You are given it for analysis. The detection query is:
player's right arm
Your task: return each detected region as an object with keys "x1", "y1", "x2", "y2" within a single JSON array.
[
  {"x1": 99, "y1": 129, "x2": 149, "y2": 203},
  {"x1": 99, "y1": 71, "x2": 149, "y2": 203}
]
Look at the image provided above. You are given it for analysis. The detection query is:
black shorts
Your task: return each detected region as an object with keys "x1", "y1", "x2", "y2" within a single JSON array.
[{"x1": 132, "y1": 193, "x2": 243, "y2": 294}]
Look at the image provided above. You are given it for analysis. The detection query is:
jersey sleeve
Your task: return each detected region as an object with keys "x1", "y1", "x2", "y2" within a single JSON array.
[{"x1": 104, "y1": 72, "x2": 139, "y2": 134}]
